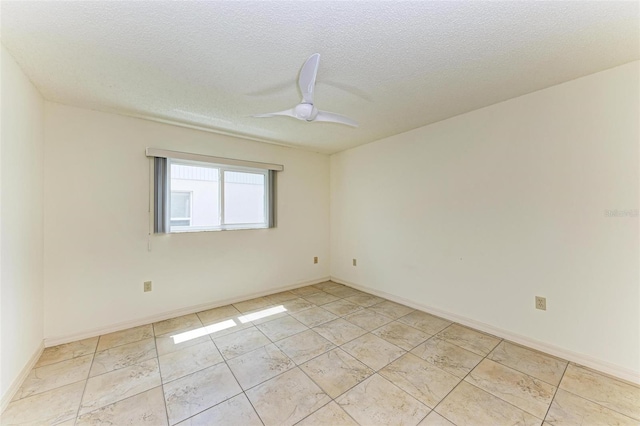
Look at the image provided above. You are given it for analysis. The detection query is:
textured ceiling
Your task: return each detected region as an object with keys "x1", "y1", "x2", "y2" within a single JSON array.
[{"x1": 1, "y1": 1, "x2": 638, "y2": 154}]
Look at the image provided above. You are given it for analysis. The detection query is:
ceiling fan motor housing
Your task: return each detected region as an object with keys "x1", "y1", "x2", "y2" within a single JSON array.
[{"x1": 295, "y1": 103, "x2": 318, "y2": 121}]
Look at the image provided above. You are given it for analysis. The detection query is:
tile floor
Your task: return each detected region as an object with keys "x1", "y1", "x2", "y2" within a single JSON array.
[{"x1": 3, "y1": 281, "x2": 639, "y2": 425}]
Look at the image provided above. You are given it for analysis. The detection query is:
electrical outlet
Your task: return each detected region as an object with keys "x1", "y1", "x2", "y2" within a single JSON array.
[
  {"x1": 144, "y1": 281, "x2": 152, "y2": 292},
  {"x1": 535, "y1": 296, "x2": 546, "y2": 311},
  {"x1": 352, "y1": 259, "x2": 357, "y2": 266},
  {"x1": 314, "y1": 256, "x2": 318, "y2": 264}
]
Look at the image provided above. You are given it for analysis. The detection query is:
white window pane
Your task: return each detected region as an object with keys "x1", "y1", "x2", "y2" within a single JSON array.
[
  {"x1": 170, "y1": 192, "x2": 191, "y2": 219},
  {"x1": 224, "y1": 171, "x2": 265, "y2": 224},
  {"x1": 170, "y1": 163, "x2": 220, "y2": 229}
]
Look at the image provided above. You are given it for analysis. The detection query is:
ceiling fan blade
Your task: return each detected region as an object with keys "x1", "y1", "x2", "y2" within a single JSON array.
[
  {"x1": 299, "y1": 53, "x2": 320, "y2": 104},
  {"x1": 252, "y1": 108, "x2": 296, "y2": 118},
  {"x1": 314, "y1": 110, "x2": 358, "y2": 127}
]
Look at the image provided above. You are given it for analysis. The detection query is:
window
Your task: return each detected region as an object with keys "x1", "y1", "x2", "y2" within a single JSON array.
[
  {"x1": 148, "y1": 148, "x2": 282, "y2": 233},
  {"x1": 170, "y1": 191, "x2": 192, "y2": 227}
]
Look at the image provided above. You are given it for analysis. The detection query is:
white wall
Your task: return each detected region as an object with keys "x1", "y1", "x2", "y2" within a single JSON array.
[
  {"x1": 44, "y1": 103, "x2": 330, "y2": 341},
  {"x1": 331, "y1": 61, "x2": 639, "y2": 376},
  {"x1": 0, "y1": 45, "x2": 45, "y2": 401}
]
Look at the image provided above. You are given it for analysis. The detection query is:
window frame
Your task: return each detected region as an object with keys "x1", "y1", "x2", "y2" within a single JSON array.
[{"x1": 168, "y1": 158, "x2": 270, "y2": 233}]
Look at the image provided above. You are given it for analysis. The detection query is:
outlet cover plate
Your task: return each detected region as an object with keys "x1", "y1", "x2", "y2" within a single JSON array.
[{"x1": 535, "y1": 296, "x2": 546, "y2": 310}]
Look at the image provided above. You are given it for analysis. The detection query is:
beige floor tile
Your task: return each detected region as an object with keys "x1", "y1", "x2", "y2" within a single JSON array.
[
  {"x1": 545, "y1": 388, "x2": 638, "y2": 426},
  {"x1": 264, "y1": 290, "x2": 298, "y2": 304},
  {"x1": 291, "y1": 306, "x2": 339, "y2": 328},
  {"x1": 411, "y1": 337, "x2": 483, "y2": 378},
  {"x1": 380, "y1": 353, "x2": 460, "y2": 409},
  {"x1": 213, "y1": 327, "x2": 271, "y2": 359},
  {"x1": 342, "y1": 333, "x2": 406, "y2": 371},
  {"x1": 313, "y1": 281, "x2": 341, "y2": 291},
  {"x1": 97, "y1": 325, "x2": 154, "y2": 351},
  {"x1": 398, "y1": 311, "x2": 452, "y2": 335},
  {"x1": 156, "y1": 332, "x2": 213, "y2": 357},
  {"x1": 163, "y1": 363, "x2": 242, "y2": 425},
  {"x1": 325, "y1": 287, "x2": 362, "y2": 298},
  {"x1": 436, "y1": 324, "x2": 501, "y2": 356},
  {"x1": 418, "y1": 412, "x2": 455, "y2": 426},
  {"x1": 246, "y1": 368, "x2": 330, "y2": 426},
  {"x1": 158, "y1": 339, "x2": 223, "y2": 383},
  {"x1": 372, "y1": 321, "x2": 431, "y2": 350},
  {"x1": 436, "y1": 381, "x2": 540, "y2": 426},
  {"x1": 1, "y1": 381, "x2": 85, "y2": 425},
  {"x1": 35, "y1": 337, "x2": 98, "y2": 368},
  {"x1": 76, "y1": 386, "x2": 168, "y2": 425},
  {"x1": 489, "y1": 341, "x2": 568, "y2": 386},
  {"x1": 280, "y1": 297, "x2": 316, "y2": 313},
  {"x1": 345, "y1": 293, "x2": 385, "y2": 307},
  {"x1": 90, "y1": 337, "x2": 157, "y2": 377},
  {"x1": 176, "y1": 393, "x2": 262, "y2": 426},
  {"x1": 227, "y1": 343, "x2": 295, "y2": 389},
  {"x1": 14, "y1": 354, "x2": 93, "y2": 400},
  {"x1": 297, "y1": 401, "x2": 359, "y2": 426},
  {"x1": 313, "y1": 318, "x2": 367, "y2": 345},
  {"x1": 465, "y1": 359, "x2": 556, "y2": 419},
  {"x1": 559, "y1": 364, "x2": 640, "y2": 420},
  {"x1": 303, "y1": 291, "x2": 340, "y2": 306},
  {"x1": 80, "y1": 358, "x2": 161, "y2": 415},
  {"x1": 196, "y1": 304, "x2": 240, "y2": 325},
  {"x1": 344, "y1": 309, "x2": 394, "y2": 331},
  {"x1": 275, "y1": 329, "x2": 336, "y2": 364},
  {"x1": 291, "y1": 286, "x2": 322, "y2": 296},
  {"x1": 154, "y1": 314, "x2": 203, "y2": 337},
  {"x1": 322, "y1": 299, "x2": 364, "y2": 317},
  {"x1": 337, "y1": 374, "x2": 430, "y2": 425},
  {"x1": 300, "y1": 348, "x2": 374, "y2": 398},
  {"x1": 255, "y1": 315, "x2": 307, "y2": 341},
  {"x1": 233, "y1": 297, "x2": 272, "y2": 313},
  {"x1": 368, "y1": 300, "x2": 415, "y2": 319}
]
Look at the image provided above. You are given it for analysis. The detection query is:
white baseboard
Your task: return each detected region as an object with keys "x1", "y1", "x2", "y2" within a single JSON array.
[
  {"x1": 331, "y1": 276, "x2": 640, "y2": 386},
  {"x1": 1, "y1": 340, "x2": 44, "y2": 413},
  {"x1": 45, "y1": 276, "x2": 331, "y2": 347}
]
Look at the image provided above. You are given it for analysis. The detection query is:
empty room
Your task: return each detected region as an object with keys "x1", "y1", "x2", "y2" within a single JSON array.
[{"x1": 1, "y1": 1, "x2": 638, "y2": 425}]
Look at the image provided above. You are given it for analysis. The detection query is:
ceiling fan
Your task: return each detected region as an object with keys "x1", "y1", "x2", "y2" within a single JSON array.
[{"x1": 253, "y1": 53, "x2": 358, "y2": 127}]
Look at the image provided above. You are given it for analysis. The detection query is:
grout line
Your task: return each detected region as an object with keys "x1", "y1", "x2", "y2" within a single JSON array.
[
  {"x1": 541, "y1": 361, "x2": 569, "y2": 424},
  {"x1": 71, "y1": 340, "x2": 100, "y2": 425}
]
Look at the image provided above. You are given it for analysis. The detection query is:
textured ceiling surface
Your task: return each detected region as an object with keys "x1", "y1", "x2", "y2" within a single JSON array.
[{"x1": 1, "y1": 1, "x2": 638, "y2": 153}]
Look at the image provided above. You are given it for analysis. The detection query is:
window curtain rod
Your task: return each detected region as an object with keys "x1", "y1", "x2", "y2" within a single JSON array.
[{"x1": 146, "y1": 148, "x2": 284, "y2": 171}]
